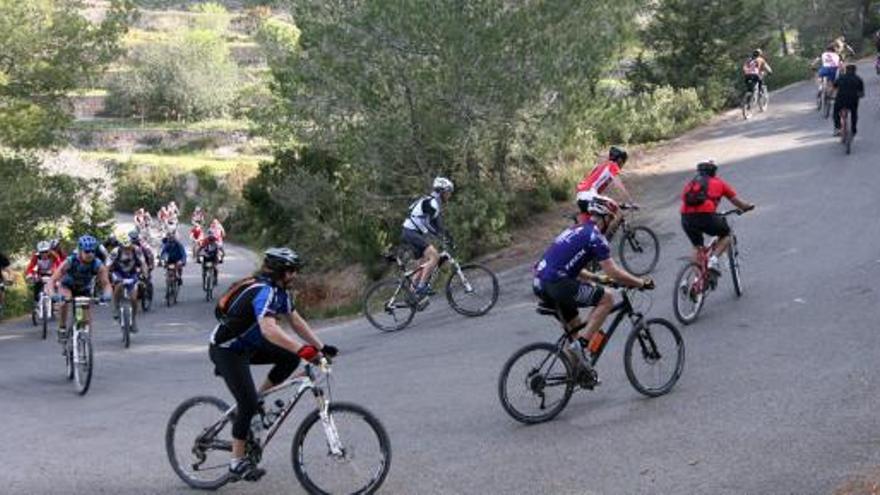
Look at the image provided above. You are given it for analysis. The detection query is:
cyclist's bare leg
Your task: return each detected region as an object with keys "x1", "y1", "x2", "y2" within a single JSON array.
[
  {"x1": 712, "y1": 235, "x2": 731, "y2": 259},
  {"x1": 112, "y1": 282, "x2": 123, "y2": 314},
  {"x1": 606, "y1": 211, "x2": 624, "y2": 237},
  {"x1": 579, "y1": 291, "x2": 614, "y2": 343},
  {"x1": 58, "y1": 286, "x2": 72, "y2": 330},
  {"x1": 417, "y1": 245, "x2": 440, "y2": 286}
]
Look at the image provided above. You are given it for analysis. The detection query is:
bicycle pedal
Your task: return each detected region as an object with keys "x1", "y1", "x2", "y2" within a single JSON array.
[{"x1": 244, "y1": 468, "x2": 266, "y2": 482}]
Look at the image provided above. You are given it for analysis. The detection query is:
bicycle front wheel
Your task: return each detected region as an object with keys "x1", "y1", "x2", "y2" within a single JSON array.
[
  {"x1": 498, "y1": 342, "x2": 575, "y2": 424},
  {"x1": 166, "y1": 396, "x2": 233, "y2": 490},
  {"x1": 624, "y1": 318, "x2": 685, "y2": 397},
  {"x1": 41, "y1": 298, "x2": 49, "y2": 340},
  {"x1": 363, "y1": 279, "x2": 415, "y2": 332},
  {"x1": 729, "y1": 236, "x2": 743, "y2": 297},
  {"x1": 121, "y1": 304, "x2": 131, "y2": 349},
  {"x1": 74, "y1": 331, "x2": 93, "y2": 395},
  {"x1": 673, "y1": 263, "x2": 705, "y2": 325},
  {"x1": 618, "y1": 226, "x2": 660, "y2": 276},
  {"x1": 758, "y1": 89, "x2": 768, "y2": 112},
  {"x1": 446, "y1": 263, "x2": 499, "y2": 316},
  {"x1": 292, "y1": 402, "x2": 392, "y2": 495}
]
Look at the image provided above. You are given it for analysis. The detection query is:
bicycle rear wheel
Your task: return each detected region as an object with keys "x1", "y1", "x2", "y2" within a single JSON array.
[
  {"x1": 166, "y1": 396, "x2": 233, "y2": 490},
  {"x1": 823, "y1": 94, "x2": 832, "y2": 119},
  {"x1": 618, "y1": 226, "x2": 660, "y2": 276},
  {"x1": 292, "y1": 402, "x2": 392, "y2": 495},
  {"x1": 363, "y1": 279, "x2": 416, "y2": 332},
  {"x1": 728, "y1": 236, "x2": 743, "y2": 297},
  {"x1": 41, "y1": 298, "x2": 49, "y2": 340},
  {"x1": 445, "y1": 263, "x2": 499, "y2": 316},
  {"x1": 673, "y1": 263, "x2": 705, "y2": 325},
  {"x1": 741, "y1": 92, "x2": 753, "y2": 120},
  {"x1": 497, "y1": 342, "x2": 575, "y2": 424},
  {"x1": 74, "y1": 331, "x2": 93, "y2": 395},
  {"x1": 624, "y1": 318, "x2": 685, "y2": 397}
]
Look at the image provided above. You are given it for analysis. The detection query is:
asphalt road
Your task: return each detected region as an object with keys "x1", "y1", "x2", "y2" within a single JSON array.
[{"x1": 2, "y1": 63, "x2": 880, "y2": 495}]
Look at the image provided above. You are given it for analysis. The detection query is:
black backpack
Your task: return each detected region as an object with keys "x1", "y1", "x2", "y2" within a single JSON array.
[
  {"x1": 684, "y1": 174, "x2": 711, "y2": 207},
  {"x1": 214, "y1": 276, "x2": 258, "y2": 322}
]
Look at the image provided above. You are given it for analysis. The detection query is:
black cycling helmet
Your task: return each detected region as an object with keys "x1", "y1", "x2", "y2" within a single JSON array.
[
  {"x1": 263, "y1": 247, "x2": 303, "y2": 274},
  {"x1": 697, "y1": 159, "x2": 718, "y2": 177},
  {"x1": 609, "y1": 146, "x2": 628, "y2": 165}
]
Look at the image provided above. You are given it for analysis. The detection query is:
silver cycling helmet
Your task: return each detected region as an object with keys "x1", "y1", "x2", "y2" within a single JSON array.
[{"x1": 432, "y1": 176, "x2": 455, "y2": 193}]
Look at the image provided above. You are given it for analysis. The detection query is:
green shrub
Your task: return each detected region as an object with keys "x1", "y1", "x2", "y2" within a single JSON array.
[
  {"x1": 113, "y1": 161, "x2": 180, "y2": 212},
  {"x1": 768, "y1": 56, "x2": 812, "y2": 89},
  {"x1": 587, "y1": 86, "x2": 709, "y2": 145},
  {"x1": 1, "y1": 272, "x2": 32, "y2": 321},
  {"x1": 107, "y1": 29, "x2": 240, "y2": 121},
  {"x1": 189, "y1": 2, "x2": 231, "y2": 33}
]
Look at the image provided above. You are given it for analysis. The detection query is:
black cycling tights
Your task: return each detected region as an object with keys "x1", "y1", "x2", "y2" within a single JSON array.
[{"x1": 209, "y1": 343, "x2": 300, "y2": 440}]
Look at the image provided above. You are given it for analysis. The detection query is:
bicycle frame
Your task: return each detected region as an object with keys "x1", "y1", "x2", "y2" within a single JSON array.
[
  {"x1": 546, "y1": 289, "x2": 643, "y2": 367},
  {"x1": 202, "y1": 360, "x2": 335, "y2": 458},
  {"x1": 391, "y1": 251, "x2": 466, "y2": 294}
]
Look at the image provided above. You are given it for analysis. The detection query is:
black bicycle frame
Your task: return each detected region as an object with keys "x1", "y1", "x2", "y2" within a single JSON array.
[{"x1": 549, "y1": 289, "x2": 643, "y2": 367}]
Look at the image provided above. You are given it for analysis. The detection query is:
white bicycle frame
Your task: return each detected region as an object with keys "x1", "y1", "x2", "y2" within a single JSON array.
[{"x1": 221, "y1": 358, "x2": 343, "y2": 455}]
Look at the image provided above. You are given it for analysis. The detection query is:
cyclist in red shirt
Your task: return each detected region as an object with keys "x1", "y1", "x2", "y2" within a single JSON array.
[
  {"x1": 189, "y1": 223, "x2": 204, "y2": 258},
  {"x1": 680, "y1": 160, "x2": 754, "y2": 274},
  {"x1": 25, "y1": 241, "x2": 62, "y2": 303},
  {"x1": 575, "y1": 146, "x2": 636, "y2": 229}
]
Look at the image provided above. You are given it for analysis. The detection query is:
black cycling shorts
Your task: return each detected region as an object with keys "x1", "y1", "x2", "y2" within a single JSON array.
[
  {"x1": 401, "y1": 228, "x2": 431, "y2": 258},
  {"x1": 681, "y1": 213, "x2": 730, "y2": 247},
  {"x1": 533, "y1": 277, "x2": 605, "y2": 323}
]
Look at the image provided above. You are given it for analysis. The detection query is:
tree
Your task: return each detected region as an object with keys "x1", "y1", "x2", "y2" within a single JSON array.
[
  {"x1": 0, "y1": 0, "x2": 134, "y2": 149},
  {"x1": 108, "y1": 28, "x2": 240, "y2": 121},
  {"x1": 254, "y1": 0, "x2": 639, "y2": 262},
  {"x1": 641, "y1": 0, "x2": 768, "y2": 108},
  {"x1": 0, "y1": 0, "x2": 132, "y2": 255}
]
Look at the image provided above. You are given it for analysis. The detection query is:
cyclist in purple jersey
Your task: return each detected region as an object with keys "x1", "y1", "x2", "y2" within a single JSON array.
[{"x1": 533, "y1": 198, "x2": 653, "y2": 369}]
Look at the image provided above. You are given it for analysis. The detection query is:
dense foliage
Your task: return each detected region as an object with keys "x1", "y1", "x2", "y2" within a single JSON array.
[{"x1": 107, "y1": 28, "x2": 240, "y2": 120}]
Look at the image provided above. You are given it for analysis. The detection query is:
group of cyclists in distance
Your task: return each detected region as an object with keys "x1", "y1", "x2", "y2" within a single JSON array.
[
  {"x1": 2, "y1": 201, "x2": 229, "y2": 339},
  {"x1": 740, "y1": 36, "x2": 867, "y2": 138}
]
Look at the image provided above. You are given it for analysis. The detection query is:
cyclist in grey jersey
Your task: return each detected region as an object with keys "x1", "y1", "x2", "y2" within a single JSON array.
[{"x1": 401, "y1": 177, "x2": 454, "y2": 299}]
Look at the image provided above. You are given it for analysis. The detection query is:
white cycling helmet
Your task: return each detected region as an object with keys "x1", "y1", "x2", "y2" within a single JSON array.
[
  {"x1": 433, "y1": 176, "x2": 454, "y2": 193},
  {"x1": 37, "y1": 241, "x2": 51, "y2": 253},
  {"x1": 587, "y1": 197, "x2": 619, "y2": 217}
]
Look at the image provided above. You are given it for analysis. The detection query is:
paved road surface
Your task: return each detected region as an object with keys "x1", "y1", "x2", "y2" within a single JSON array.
[{"x1": 2, "y1": 64, "x2": 880, "y2": 494}]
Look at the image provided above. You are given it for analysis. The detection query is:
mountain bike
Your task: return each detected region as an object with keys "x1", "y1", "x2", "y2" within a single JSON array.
[
  {"x1": 362, "y1": 245, "x2": 499, "y2": 332},
  {"x1": 56, "y1": 296, "x2": 100, "y2": 395},
  {"x1": 742, "y1": 79, "x2": 768, "y2": 120},
  {"x1": 839, "y1": 107, "x2": 853, "y2": 155},
  {"x1": 673, "y1": 209, "x2": 747, "y2": 325},
  {"x1": 31, "y1": 276, "x2": 53, "y2": 340},
  {"x1": 115, "y1": 277, "x2": 139, "y2": 349},
  {"x1": 162, "y1": 261, "x2": 180, "y2": 307},
  {"x1": 201, "y1": 257, "x2": 218, "y2": 302},
  {"x1": 166, "y1": 357, "x2": 392, "y2": 494},
  {"x1": 498, "y1": 281, "x2": 684, "y2": 424}
]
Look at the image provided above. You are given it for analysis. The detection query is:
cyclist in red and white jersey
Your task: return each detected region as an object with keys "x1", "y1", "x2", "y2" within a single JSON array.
[
  {"x1": 742, "y1": 49, "x2": 772, "y2": 96},
  {"x1": 575, "y1": 146, "x2": 635, "y2": 229},
  {"x1": 817, "y1": 44, "x2": 841, "y2": 96}
]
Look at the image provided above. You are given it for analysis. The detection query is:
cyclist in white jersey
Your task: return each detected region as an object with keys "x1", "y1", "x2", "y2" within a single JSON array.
[{"x1": 401, "y1": 176, "x2": 454, "y2": 300}]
